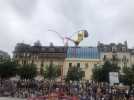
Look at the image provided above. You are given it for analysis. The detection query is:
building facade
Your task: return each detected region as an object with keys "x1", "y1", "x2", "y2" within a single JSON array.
[
  {"x1": 13, "y1": 41, "x2": 134, "y2": 80},
  {"x1": 0, "y1": 50, "x2": 10, "y2": 61},
  {"x1": 13, "y1": 43, "x2": 67, "y2": 72},
  {"x1": 98, "y1": 41, "x2": 134, "y2": 69},
  {"x1": 13, "y1": 43, "x2": 102, "y2": 80},
  {"x1": 65, "y1": 47, "x2": 101, "y2": 80}
]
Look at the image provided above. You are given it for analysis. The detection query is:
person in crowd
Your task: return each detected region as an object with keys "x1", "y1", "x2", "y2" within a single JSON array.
[{"x1": 0, "y1": 79, "x2": 133, "y2": 100}]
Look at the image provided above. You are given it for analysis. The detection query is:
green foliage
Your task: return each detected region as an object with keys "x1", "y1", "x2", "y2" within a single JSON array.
[
  {"x1": 43, "y1": 62, "x2": 61, "y2": 80},
  {"x1": 92, "y1": 61, "x2": 120, "y2": 83},
  {"x1": 121, "y1": 65, "x2": 134, "y2": 86},
  {"x1": 40, "y1": 63, "x2": 44, "y2": 76},
  {"x1": 0, "y1": 59, "x2": 18, "y2": 79},
  {"x1": 66, "y1": 66, "x2": 85, "y2": 82},
  {"x1": 56, "y1": 65, "x2": 61, "y2": 77},
  {"x1": 17, "y1": 64, "x2": 37, "y2": 79},
  {"x1": 92, "y1": 65, "x2": 103, "y2": 82}
]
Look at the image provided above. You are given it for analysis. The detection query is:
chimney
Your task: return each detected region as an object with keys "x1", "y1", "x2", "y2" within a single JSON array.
[
  {"x1": 97, "y1": 41, "x2": 101, "y2": 46},
  {"x1": 50, "y1": 42, "x2": 54, "y2": 47},
  {"x1": 124, "y1": 41, "x2": 128, "y2": 48}
]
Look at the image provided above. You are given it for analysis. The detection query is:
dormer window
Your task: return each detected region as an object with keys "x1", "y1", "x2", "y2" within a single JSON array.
[
  {"x1": 49, "y1": 48, "x2": 55, "y2": 52},
  {"x1": 122, "y1": 47, "x2": 126, "y2": 52},
  {"x1": 104, "y1": 47, "x2": 107, "y2": 52},
  {"x1": 112, "y1": 46, "x2": 117, "y2": 52}
]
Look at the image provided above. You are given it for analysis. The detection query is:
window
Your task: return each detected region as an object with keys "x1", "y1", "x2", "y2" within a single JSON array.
[
  {"x1": 42, "y1": 48, "x2": 46, "y2": 51},
  {"x1": 104, "y1": 47, "x2": 108, "y2": 52},
  {"x1": 22, "y1": 60, "x2": 26, "y2": 64},
  {"x1": 103, "y1": 55, "x2": 107, "y2": 60},
  {"x1": 41, "y1": 61, "x2": 44, "y2": 67},
  {"x1": 122, "y1": 47, "x2": 127, "y2": 52},
  {"x1": 49, "y1": 47, "x2": 55, "y2": 52},
  {"x1": 112, "y1": 47, "x2": 117, "y2": 52},
  {"x1": 112, "y1": 55, "x2": 117, "y2": 61},
  {"x1": 122, "y1": 55, "x2": 127, "y2": 62},
  {"x1": 85, "y1": 63, "x2": 88, "y2": 69},
  {"x1": 16, "y1": 60, "x2": 19, "y2": 64},
  {"x1": 31, "y1": 60, "x2": 34, "y2": 64},
  {"x1": 24, "y1": 60, "x2": 26, "y2": 64},
  {"x1": 77, "y1": 63, "x2": 80, "y2": 68},
  {"x1": 0, "y1": 55, "x2": 2, "y2": 59},
  {"x1": 69, "y1": 63, "x2": 72, "y2": 68}
]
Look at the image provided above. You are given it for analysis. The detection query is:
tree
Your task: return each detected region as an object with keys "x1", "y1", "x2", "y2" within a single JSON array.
[
  {"x1": 42, "y1": 61, "x2": 61, "y2": 94},
  {"x1": 92, "y1": 65, "x2": 103, "y2": 82},
  {"x1": 40, "y1": 62, "x2": 44, "y2": 76},
  {"x1": 66, "y1": 66, "x2": 85, "y2": 83},
  {"x1": 0, "y1": 59, "x2": 18, "y2": 79},
  {"x1": 121, "y1": 65, "x2": 134, "y2": 86},
  {"x1": 92, "y1": 61, "x2": 120, "y2": 83},
  {"x1": 17, "y1": 64, "x2": 37, "y2": 79},
  {"x1": 43, "y1": 61, "x2": 61, "y2": 80}
]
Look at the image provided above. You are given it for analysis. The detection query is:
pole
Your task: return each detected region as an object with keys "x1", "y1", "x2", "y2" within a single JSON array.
[{"x1": 61, "y1": 64, "x2": 63, "y2": 85}]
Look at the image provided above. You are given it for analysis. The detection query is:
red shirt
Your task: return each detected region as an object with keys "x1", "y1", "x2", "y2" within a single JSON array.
[{"x1": 72, "y1": 96, "x2": 78, "y2": 100}]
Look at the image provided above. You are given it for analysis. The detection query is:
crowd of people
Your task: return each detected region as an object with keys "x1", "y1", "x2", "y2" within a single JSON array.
[{"x1": 0, "y1": 79, "x2": 134, "y2": 100}]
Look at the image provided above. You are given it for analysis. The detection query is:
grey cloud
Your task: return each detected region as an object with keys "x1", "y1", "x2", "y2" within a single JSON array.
[
  {"x1": 0, "y1": 0, "x2": 134, "y2": 55},
  {"x1": 9, "y1": 0, "x2": 37, "y2": 18}
]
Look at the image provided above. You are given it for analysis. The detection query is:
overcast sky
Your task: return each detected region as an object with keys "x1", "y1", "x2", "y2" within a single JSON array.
[{"x1": 0, "y1": 0, "x2": 134, "y2": 55}]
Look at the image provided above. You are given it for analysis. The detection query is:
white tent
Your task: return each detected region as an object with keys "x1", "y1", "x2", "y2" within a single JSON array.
[
  {"x1": 10, "y1": 76, "x2": 20, "y2": 81},
  {"x1": 34, "y1": 75, "x2": 44, "y2": 81}
]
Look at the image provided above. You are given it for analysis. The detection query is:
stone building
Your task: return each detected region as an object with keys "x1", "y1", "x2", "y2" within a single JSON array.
[
  {"x1": 13, "y1": 42, "x2": 67, "y2": 72},
  {"x1": 13, "y1": 42, "x2": 101, "y2": 80},
  {"x1": 97, "y1": 41, "x2": 133, "y2": 69},
  {"x1": 65, "y1": 47, "x2": 101, "y2": 80},
  {"x1": 128, "y1": 49, "x2": 134, "y2": 65},
  {"x1": 0, "y1": 50, "x2": 10, "y2": 61},
  {"x1": 13, "y1": 41, "x2": 134, "y2": 80}
]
